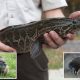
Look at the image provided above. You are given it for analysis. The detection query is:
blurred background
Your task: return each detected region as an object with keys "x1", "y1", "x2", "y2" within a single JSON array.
[{"x1": 63, "y1": 0, "x2": 80, "y2": 17}]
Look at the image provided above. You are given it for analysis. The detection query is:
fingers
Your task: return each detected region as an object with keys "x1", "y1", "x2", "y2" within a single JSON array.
[
  {"x1": 49, "y1": 31, "x2": 65, "y2": 45},
  {"x1": 43, "y1": 31, "x2": 75, "y2": 49},
  {"x1": 0, "y1": 42, "x2": 16, "y2": 52},
  {"x1": 44, "y1": 31, "x2": 65, "y2": 49},
  {"x1": 66, "y1": 33, "x2": 75, "y2": 40},
  {"x1": 69, "y1": 11, "x2": 80, "y2": 18},
  {"x1": 44, "y1": 33, "x2": 58, "y2": 48}
]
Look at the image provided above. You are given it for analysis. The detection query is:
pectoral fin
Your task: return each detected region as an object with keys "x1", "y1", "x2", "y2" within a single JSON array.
[{"x1": 30, "y1": 39, "x2": 42, "y2": 59}]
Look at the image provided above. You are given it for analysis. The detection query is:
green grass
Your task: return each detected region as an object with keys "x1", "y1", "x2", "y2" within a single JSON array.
[
  {"x1": 0, "y1": 52, "x2": 17, "y2": 79},
  {"x1": 44, "y1": 47, "x2": 63, "y2": 69},
  {"x1": 75, "y1": 34, "x2": 80, "y2": 40}
]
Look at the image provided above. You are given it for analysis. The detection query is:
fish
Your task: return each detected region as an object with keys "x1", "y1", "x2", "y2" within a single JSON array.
[{"x1": 0, "y1": 18, "x2": 80, "y2": 58}]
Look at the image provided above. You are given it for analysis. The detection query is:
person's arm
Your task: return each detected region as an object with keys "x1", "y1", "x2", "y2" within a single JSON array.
[
  {"x1": 43, "y1": 8, "x2": 74, "y2": 48},
  {"x1": 0, "y1": 42, "x2": 15, "y2": 52},
  {"x1": 43, "y1": 8, "x2": 65, "y2": 18}
]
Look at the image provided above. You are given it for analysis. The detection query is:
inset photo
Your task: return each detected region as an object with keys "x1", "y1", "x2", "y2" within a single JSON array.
[
  {"x1": 64, "y1": 52, "x2": 80, "y2": 78},
  {"x1": 0, "y1": 52, "x2": 17, "y2": 79}
]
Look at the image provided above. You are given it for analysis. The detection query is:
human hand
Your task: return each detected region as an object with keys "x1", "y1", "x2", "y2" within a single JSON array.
[
  {"x1": 0, "y1": 41, "x2": 16, "y2": 52},
  {"x1": 43, "y1": 31, "x2": 75, "y2": 49},
  {"x1": 69, "y1": 11, "x2": 80, "y2": 18}
]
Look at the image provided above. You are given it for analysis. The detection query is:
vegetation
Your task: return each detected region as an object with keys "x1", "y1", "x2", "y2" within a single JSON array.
[
  {"x1": 0, "y1": 52, "x2": 17, "y2": 79},
  {"x1": 44, "y1": 48, "x2": 63, "y2": 69}
]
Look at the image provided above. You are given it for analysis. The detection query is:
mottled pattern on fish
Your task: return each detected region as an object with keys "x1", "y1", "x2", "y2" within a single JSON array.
[{"x1": 0, "y1": 18, "x2": 80, "y2": 58}]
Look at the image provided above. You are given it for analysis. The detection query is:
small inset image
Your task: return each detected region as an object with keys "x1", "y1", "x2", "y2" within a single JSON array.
[
  {"x1": 0, "y1": 52, "x2": 17, "y2": 79},
  {"x1": 64, "y1": 52, "x2": 80, "y2": 78}
]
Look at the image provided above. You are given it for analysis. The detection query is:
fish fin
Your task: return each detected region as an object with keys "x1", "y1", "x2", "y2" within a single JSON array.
[{"x1": 30, "y1": 39, "x2": 42, "y2": 59}]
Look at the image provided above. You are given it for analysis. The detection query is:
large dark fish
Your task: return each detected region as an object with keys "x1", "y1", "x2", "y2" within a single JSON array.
[
  {"x1": 69, "y1": 57, "x2": 80, "y2": 75},
  {"x1": 0, "y1": 18, "x2": 80, "y2": 58}
]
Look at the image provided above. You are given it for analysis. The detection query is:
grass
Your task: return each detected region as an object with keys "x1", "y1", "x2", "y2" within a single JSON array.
[
  {"x1": 0, "y1": 52, "x2": 17, "y2": 79},
  {"x1": 43, "y1": 47, "x2": 63, "y2": 69},
  {"x1": 75, "y1": 34, "x2": 80, "y2": 40}
]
